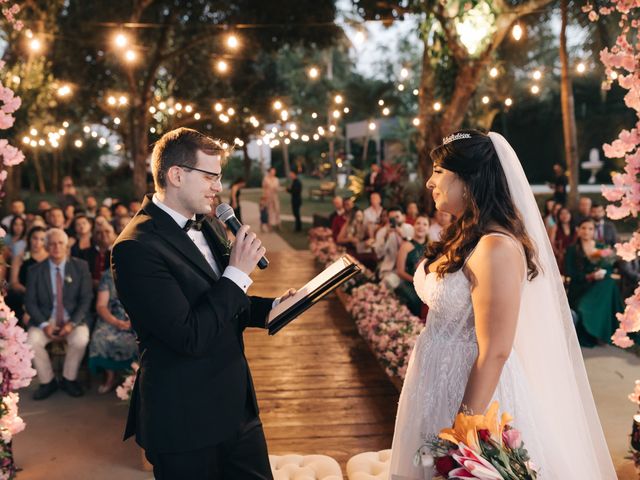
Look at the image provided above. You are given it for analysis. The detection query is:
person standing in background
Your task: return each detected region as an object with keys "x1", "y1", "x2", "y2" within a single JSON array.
[
  {"x1": 287, "y1": 171, "x2": 303, "y2": 232},
  {"x1": 229, "y1": 177, "x2": 246, "y2": 224}
]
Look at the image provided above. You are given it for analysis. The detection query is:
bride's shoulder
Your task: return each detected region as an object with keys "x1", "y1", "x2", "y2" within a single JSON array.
[{"x1": 465, "y1": 233, "x2": 524, "y2": 275}]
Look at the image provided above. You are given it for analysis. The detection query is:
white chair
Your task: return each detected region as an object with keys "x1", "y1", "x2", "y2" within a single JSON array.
[
  {"x1": 269, "y1": 454, "x2": 344, "y2": 480},
  {"x1": 346, "y1": 450, "x2": 391, "y2": 480}
]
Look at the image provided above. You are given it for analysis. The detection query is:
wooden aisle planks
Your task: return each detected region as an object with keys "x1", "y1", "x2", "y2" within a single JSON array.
[{"x1": 245, "y1": 251, "x2": 399, "y2": 468}]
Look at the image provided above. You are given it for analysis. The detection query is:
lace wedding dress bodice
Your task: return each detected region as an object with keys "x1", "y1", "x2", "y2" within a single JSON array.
[{"x1": 388, "y1": 235, "x2": 546, "y2": 480}]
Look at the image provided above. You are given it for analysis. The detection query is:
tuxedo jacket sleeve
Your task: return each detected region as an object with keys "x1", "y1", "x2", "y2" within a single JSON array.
[{"x1": 112, "y1": 238, "x2": 269, "y2": 357}]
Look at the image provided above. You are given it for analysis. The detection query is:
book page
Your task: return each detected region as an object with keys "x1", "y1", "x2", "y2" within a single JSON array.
[{"x1": 267, "y1": 256, "x2": 352, "y2": 324}]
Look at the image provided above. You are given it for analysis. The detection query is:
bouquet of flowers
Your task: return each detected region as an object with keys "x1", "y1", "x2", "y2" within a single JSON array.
[
  {"x1": 115, "y1": 362, "x2": 139, "y2": 402},
  {"x1": 420, "y1": 401, "x2": 538, "y2": 479},
  {"x1": 588, "y1": 247, "x2": 617, "y2": 267}
]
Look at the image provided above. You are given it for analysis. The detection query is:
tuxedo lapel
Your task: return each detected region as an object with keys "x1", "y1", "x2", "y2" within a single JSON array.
[
  {"x1": 141, "y1": 196, "x2": 219, "y2": 282},
  {"x1": 202, "y1": 218, "x2": 230, "y2": 270}
]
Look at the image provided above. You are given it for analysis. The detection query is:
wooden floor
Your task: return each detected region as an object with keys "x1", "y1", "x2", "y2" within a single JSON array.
[{"x1": 245, "y1": 251, "x2": 399, "y2": 468}]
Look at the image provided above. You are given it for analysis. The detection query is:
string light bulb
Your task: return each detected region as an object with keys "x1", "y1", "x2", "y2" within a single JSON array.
[
  {"x1": 334, "y1": 94, "x2": 343, "y2": 104},
  {"x1": 433, "y1": 102, "x2": 442, "y2": 112},
  {"x1": 512, "y1": 23, "x2": 523, "y2": 41},
  {"x1": 114, "y1": 33, "x2": 128, "y2": 48},
  {"x1": 482, "y1": 96, "x2": 490, "y2": 104},
  {"x1": 308, "y1": 67, "x2": 319, "y2": 79},
  {"x1": 576, "y1": 62, "x2": 586, "y2": 74},
  {"x1": 226, "y1": 34, "x2": 239, "y2": 49},
  {"x1": 124, "y1": 49, "x2": 136, "y2": 63},
  {"x1": 533, "y1": 70, "x2": 542, "y2": 81},
  {"x1": 216, "y1": 60, "x2": 228, "y2": 73},
  {"x1": 531, "y1": 85, "x2": 540, "y2": 95},
  {"x1": 505, "y1": 98, "x2": 513, "y2": 107},
  {"x1": 273, "y1": 100, "x2": 283, "y2": 110},
  {"x1": 28, "y1": 38, "x2": 42, "y2": 52},
  {"x1": 489, "y1": 67, "x2": 499, "y2": 78},
  {"x1": 412, "y1": 118, "x2": 420, "y2": 126}
]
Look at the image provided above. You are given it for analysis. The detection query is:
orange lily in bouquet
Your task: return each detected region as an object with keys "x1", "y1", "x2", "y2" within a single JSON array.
[{"x1": 418, "y1": 401, "x2": 538, "y2": 479}]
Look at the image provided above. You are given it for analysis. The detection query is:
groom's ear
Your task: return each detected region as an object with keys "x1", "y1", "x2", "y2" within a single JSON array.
[{"x1": 166, "y1": 165, "x2": 183, "y2": 188}]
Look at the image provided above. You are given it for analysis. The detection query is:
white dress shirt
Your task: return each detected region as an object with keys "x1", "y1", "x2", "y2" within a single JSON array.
[{"x1": 152, "y1": 195, "x2": 253, "y2": 293}]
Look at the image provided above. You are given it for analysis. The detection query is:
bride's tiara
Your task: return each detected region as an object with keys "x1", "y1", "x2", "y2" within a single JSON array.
[{"x1": 442, "y1": 133, "x2": 472, "y2": 145}]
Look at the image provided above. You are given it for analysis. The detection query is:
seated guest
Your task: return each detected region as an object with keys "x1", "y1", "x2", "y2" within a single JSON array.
[
  {"x1": 618, "y1": 258, "x2": 640, "y2": 300},
  {"x1": 36, "y1": 199, "x2": 51, "y2": 219},
  {"x1": 46, "y1": 207, "x2": 66, "y2": 230},
  {"x1": 328, "y1": 196, "x2": 344, "y2": 227},
  {"x1": 84, "y1": 195, "x2": 98, "y2": 218},
  {"x1": 1, "y1": 199, "x2": 25, "y2": 231},
  {"x1": 89, "y1": 269, "x2": 138, "y2": 394},
  {"x1": 428, "y1": 210, "x2": 452, "y2": 242},
  {"x1": 572, "y1": 196, "x2": 592, "y2": 228},
  {"x1": 25, "y1": 228, "x2": 92, "y2": 399},
  {"x1": 337, "y1": 208, "x2": 377, "y2": 271},
  {"x1": 549, "y1": 207, "x2": 577, "y2": 274},
  {"x1": 113, "y1": 215, "x2": 132, "y2": 235},
  {"x1": 372, "y1": 206, "x2": 409, "y2": 284},
  {"x1": 4, "y1": 215, "x2": 27, "y2": 261},
  {"x1": 6, "y1": 226, "x2": 48, "y2": 324},
  {"x1": 363, "y1": 192, "x2": 384, "y2": 238},
  {"x1": 88, "y1": 221, "x2": 116, "y2": 290},
  {"x1": 542, "y1": 198, "x2": 556, "y2": 232},
  {"x1": 565, "y1": 218, "x2": 623, "y2": 347},
  {"x1": 98, "y1": 205, "x2": 112, "y2": 222},
  {"x1": 70, "y1": 214, "x2": 94, "y2": 255},
  {"x1": 404, "y1": 202, "x2": 419, "y2": 226},
  {"x1": 63, "y1": 204, "x2": 76, "y2": 235},
  {"x1": 590, "y1": 203, "x2": 618, "y2": 247},
  {"x1": 395, "y1": 214, "x2": 429, "y2": 317}
]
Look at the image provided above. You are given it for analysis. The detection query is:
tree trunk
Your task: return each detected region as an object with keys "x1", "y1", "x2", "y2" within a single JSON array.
[
  {"x1": 242, "y1": 142, "x2": 251, "y2": 181},
  {"x1": 32, "y1": 151, "x2": 46, "y2": 194},
  {"x1": 560, "y1": 0, "x2": 580, "y2": 209},
  {"x1": 132, "y1": 102, "x2": 151, "y2": 199}
]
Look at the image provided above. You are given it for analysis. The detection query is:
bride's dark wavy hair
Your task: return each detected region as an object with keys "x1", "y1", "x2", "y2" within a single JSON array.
[{"x1": 424, "y1": 129, "x2": 540, "y2": 280}]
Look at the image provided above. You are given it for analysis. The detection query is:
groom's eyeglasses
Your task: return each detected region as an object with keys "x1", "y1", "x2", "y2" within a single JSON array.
[{"x1": 177, "y1": 165, "x2": 223, "y2": 183}]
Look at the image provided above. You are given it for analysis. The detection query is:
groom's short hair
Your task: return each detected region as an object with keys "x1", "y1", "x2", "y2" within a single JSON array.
[{"x1": 151, "y1": 128, "x2": 226, "y2": 191}]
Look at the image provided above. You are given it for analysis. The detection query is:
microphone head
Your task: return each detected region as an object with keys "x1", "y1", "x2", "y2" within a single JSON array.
[{"x1": 215, "y1": 203, "x2": 235, "y2": 223}]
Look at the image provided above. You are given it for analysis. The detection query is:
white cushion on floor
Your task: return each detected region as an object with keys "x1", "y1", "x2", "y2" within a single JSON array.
[
  {"x1": 269, "y1": 454, "x2": 343, "y2": 480},
  {"x1": 346, "y1": 450, "x2": 391, "y2": 480}
]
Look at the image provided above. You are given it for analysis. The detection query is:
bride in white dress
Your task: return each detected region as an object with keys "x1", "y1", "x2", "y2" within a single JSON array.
[{"x1": 388, "y1": 130, "x2": 616, "y2": 480}]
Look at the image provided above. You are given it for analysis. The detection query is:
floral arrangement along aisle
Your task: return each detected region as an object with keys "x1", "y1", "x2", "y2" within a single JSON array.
[
  {"x1": 308, "y1": 227, "x2": 424, "y2": 382},
  {"x1": 586, "y1": 0, "x2": 640, "y2": 348},
  {"x1": 0, "y1": 5, "x2": 36, "y2": 479},
  {"x1": 587, "y1": 2, "x2": 640, "y2": 474}
]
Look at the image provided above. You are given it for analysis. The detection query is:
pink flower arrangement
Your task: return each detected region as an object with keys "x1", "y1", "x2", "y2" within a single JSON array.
[
  {"x1": 588, "y1": 1, "x2": 640, "y2": 349},
  {"x1": 309, "y1": 228, "x2": 424, "y2": 380}
]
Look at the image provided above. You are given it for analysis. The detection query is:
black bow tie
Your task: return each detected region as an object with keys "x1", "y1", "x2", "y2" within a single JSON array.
[{"x1": 183, "y1": 216, "x2": 206, "y2": 232}]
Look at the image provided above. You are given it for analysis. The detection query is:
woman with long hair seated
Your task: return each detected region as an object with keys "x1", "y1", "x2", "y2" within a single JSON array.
[
  {"x1": 395, "y1": 214, "x2": 430, "y2": 318},
  {"x1": 565, "y1": 218, "x2": 623, "y2": 347},
  {"x1": 549, "y1": 206, "x2": 577, "y2": 274},
  {"x1": 336, "y1": 208, "x2": 377, "y2": 271}
]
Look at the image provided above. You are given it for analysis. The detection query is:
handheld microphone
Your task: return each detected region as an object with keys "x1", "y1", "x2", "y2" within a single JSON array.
[{"x1": 216, "y1": 203, "x2": 269, "y2": 270}]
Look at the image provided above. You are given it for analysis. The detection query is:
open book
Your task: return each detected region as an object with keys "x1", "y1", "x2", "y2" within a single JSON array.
[{"x1": 267, "y1": 255, "x2": 361, "y2": 335}]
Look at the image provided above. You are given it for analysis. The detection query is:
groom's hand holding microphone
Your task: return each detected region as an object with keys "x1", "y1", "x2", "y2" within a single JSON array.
[{"x1": 229, "y1": 225, "x2": 266, "y2": 275}]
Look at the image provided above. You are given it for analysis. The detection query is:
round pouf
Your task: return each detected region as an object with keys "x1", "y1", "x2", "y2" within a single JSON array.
[
  {"x1": 346, "y1": 450, "x2": 391, "y2": 480},
  {"x1": 269, "y1": 454, "x2": 344, "y2": 480}
]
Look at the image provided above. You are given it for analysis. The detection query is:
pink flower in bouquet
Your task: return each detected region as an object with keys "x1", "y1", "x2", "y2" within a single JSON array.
[
  {"x1": 451, "y1": 443, "x2": 503, "y2": 479},
  {"x1": 0, "y1": 392, "x2": 24, "y2": 443},
  {"x1": 502, "y1": 427, "x2": 523, "y2": 449}
]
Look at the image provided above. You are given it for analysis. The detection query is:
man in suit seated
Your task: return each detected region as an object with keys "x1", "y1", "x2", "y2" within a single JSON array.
[
  {"x1": 590, "y1": 203, "x2": 618, "y2": 247},
  {"x1": 26, "y1": 228, "x2": 93, "y2": 400}
]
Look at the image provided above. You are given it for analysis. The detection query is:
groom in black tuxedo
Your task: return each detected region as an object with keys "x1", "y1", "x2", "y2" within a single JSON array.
[{"x1": 111, "y1": 127, "x2": 293, "y2": 479}]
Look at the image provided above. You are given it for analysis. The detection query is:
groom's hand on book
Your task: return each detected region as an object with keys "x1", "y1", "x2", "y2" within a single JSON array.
[
  {"x1": 279, "y1": 288, "x2": 297, "y2": 303},
  {"x1": 229, "y1": 225, "x2": 267, "y2": 275}
]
